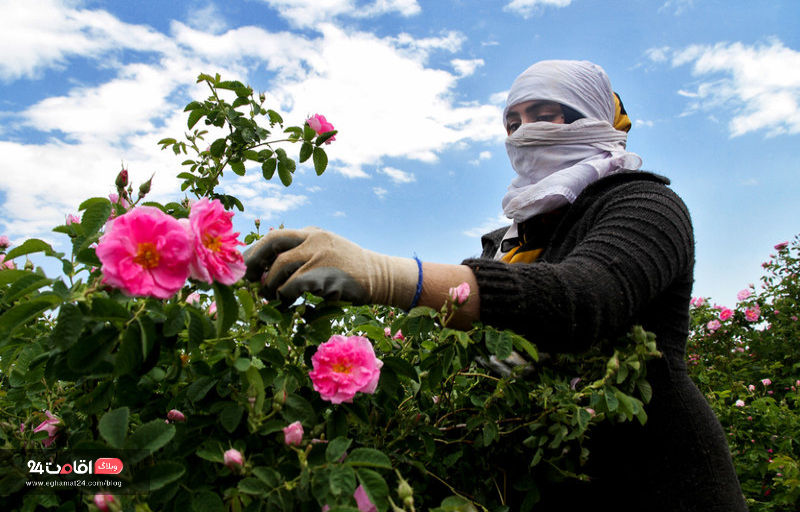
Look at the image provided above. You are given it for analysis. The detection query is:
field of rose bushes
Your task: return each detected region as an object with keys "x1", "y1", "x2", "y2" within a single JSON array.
[{"x1": 0, "y1": 73, "x2": 798, "y2": 512}]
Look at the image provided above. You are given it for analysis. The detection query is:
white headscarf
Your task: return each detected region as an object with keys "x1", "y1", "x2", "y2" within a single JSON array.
[{"x1": 500, "y1": 60, "x2": 643, "y2": 227}]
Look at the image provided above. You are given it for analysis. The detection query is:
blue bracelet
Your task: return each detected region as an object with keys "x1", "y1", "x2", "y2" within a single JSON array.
[{"x1": 409, "y1": 255, "x2": 423, "y2": 309}]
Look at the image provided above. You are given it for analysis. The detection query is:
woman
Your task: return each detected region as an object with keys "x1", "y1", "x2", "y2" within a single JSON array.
[{"x1": 244, "y1": 60, "x2": 747, "y2": 511}]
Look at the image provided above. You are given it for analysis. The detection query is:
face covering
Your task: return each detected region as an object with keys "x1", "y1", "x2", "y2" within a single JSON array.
[{"x1": 498, "y1": 61, "x2": 643, "y2": 254}]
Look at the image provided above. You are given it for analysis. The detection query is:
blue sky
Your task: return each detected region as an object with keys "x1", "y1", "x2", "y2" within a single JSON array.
[{"x1": 1, "y1": 0, "x2": 799, "y2": 307}]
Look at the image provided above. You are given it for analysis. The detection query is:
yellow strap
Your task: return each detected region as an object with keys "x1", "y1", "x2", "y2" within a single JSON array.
[
  {"x1": 613, "y1": 92, "x2": 632, "y2": 133},
  {"x1": 501, "y1": 246, "x2": 544, "y2": 264}
]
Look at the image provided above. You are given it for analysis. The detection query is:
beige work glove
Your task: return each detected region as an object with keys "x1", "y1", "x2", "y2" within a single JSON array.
[{"x1": 243, "y1": 227, "x2": 420, "y2": 308}]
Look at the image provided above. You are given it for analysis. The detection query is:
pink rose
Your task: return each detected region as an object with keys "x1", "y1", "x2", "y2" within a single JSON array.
[
  {"x1": 735, "y1": 400, "x2": 745, "y2": 407},
  {"x1": 184, "y1": 198, "x2": 246, "y2": 286},
  {"x1": 761, "y1": 378, "x2": 772, "y2": 386},
  {"x1": 66, "y1": 214, "x2": 81, "y2": 225},
  {"x1": 96, "y1": 207, "x2": 192, "y2": 299},
  {"x1": 93, "y1": 493, "x2": 115, "y2": 512},
  {"x1": 186, "y1": 292, "x2": 201, "y2": 305},
  {"x1": 308, "y1": 335, "x2": 383, "y2": 404},
  {"x1": 207, "y1": 301, "x2": 217, "y2": 318},
  {"x1": 283, "y1": 421, "x2": 304, "y2": 447},
  {"x1": 745, "y1": 306, "x2": 760, "y2": 322},
  {"x1": 32, "y1": 410, "x2": 61, "y2": 447},
  {"x1": 737, "y1": 289, "x2": 752, "y2": 301},
  {"x1": 223, "y1": 448, "x2": 244, "y2": 470},
  {"x1": 690, "y1": 296, "x2": 705, "y2": 307},
  {"x1": 718, "y1": 307, "x2": 733, "y2": 321},
  {"x1": 307, "y1": 114, "x2": 336, "y2": 143},
  {"x1": 384, "y1": 327, "x2": 405, "y2": 341},
  {"x1": 167, "y1": 409, "x2": 186, "y2": 422},
  {"x1": 706, "y1": 320, "x2": 721, "y2": 332},
  {"x1": 0, "y1": 254, "x2": 15, "y2": 270},
  {"x1": 0, "y1": 235, "x2": 10, "y2": 249},
  {"x1": 448, "y1": 282, "x2": 470, "y2": 305},
  {"x1": 323, "y1": 485, "x2": 377, "y2": 512},
  {"x1": 774, "y1": 241, "x2": 789, "y2": 251}
]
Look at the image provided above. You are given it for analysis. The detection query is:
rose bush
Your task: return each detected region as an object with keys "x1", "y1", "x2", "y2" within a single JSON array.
[
  {"x1": 1, "y1": 72, "x2": 680, "y2": 512},
  {"x1": 687, "y1": 237, "x2": 800, "y2": 511}
]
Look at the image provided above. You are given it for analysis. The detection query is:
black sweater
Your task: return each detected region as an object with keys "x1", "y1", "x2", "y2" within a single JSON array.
[{"x1": 462, "y1": 172, "x2": 747, "y2": 511}]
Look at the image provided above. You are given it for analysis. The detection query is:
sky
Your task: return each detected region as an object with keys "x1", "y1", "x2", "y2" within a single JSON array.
[{"x1": 1, "y1": 0, "x2": 799, "y2": 308}]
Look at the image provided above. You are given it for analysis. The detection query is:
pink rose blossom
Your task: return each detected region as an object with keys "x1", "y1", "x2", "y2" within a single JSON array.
[
  {"x1": 93, "y1": 493, "x2": 115, "y2": 512},
  {"x1": 184, "y1": 198, "x2": 246, "y2": 286},
  {"x1": 449, "y1": 282, "x2": 471, "y2": 305},
  {"x1": 308, "y1": 335, "x2": 383, "y2": 404},
  {"x1": 737, "y1": 289, "x2": 752, "y2": 301},
  {"x1": 186, "y1": 292, "x2": 201, "y2": 305},
  {"x1": 66, "y1": 214, "x2": 81, "y2": 225},
  {"x1": 96, "y1": 206, "x2": 192, "y2": 299},
  {"x1": 0, "y1": 254, "x2": 15, "y2": 270},
  {"x1": 707, "y1": 320, "x2": 721, "y2": 332},
  {"x1": 735, "y1": 399, "x2": 745, "y2": 407},
  {"x1": 283, "y1": 421, "x2": 304, "y2": 447},
  {"x1": 0, "y1": 235, "x2": 11, "y2": 249},
  {"x1": 223, "y1": 448, "x2": 244, "y2": 470},
  {"x1": 690, "y1": 296, "x2": 705, "y2": 307},
  {"x1": 167, "y1": 409, "x2": 186, "y2": 422},
  {"x1": 307, "y1": 114, "x2": 336, "y2": 143},
  {"x1": 774, "y1": 241, "x2": 789, "y2": 251},
  {"x1": 33, "y1": 410, "x2": 61, "y2": 447},
  {"x1": 761, "y1": 378, "x2": 772, "y2": 386},
  {"x1": 745, "y1": 306, "x2": 761, "y2": 322},
  {"x1": 208, "y1": 301, "x2": 217, "y2": 318},
  {"x1": 718, "y1": 307, "x2": 733, "y2": 321},
  {"x1": 384, "y1": 327, "x2": 405, "y2": 341}
]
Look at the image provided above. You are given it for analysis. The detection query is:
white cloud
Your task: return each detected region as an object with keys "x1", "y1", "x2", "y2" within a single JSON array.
[
  {"x1": 260, "y1": 0, "x2": 420, "y2": 28},
  {"x1": 373, "y1": 187, "x2": 388, "y2": 198},
  {"x1": 503, "y1": 0, "x2": 572, "y2": 18},
  {"x1": 634, "y1": 119, "x2": 654, "y2": 128},
  {"x1": 470, "y1": 150, "x2": 492, "y2": 165},
  {"x1": 0, "y1": 2, "x2": 503, "y2": 244},
  {"x1": 451, "y1": 58, "x2": 484, "y2": 77},
  {"x1": 381, "y1": 167, "x2": 416, "y2": 184},
  {"x1": 659, "y1": 0, "x2": 694, "y2": 15},
  {"x1": 463, "y1": 213, "x2": 509, "y2": 238},
  {"x1": 650, "y1": 39, "x2": 800, "y2": 137}
]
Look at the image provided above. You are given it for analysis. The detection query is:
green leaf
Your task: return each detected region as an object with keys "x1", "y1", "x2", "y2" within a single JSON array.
[
  {"x1": 299, "y1": 141, "x2": 313, "y2": 163},
  {"x1": 209, "y1": 138, "x2": 227, "y2": 158},
  {"x1": 125, "y1": 420, "x2": 176, "y2": 462},
  {"x1": 283, "y1": 394, "x2": 316, "y2": 425},
  {"x1": 114, "y1": 324, "x2": 142, "y2": 376},
  {"x1": 220, "y1": 404, "x2": 244, "y2": 433},
  {"x1": 4, "y1": 238, "x2": 56, "y2": 260},
  {"x1": 344, "y1": 448, "x2": 392, "y2": 469},
  {"x1": 238, "y1": 477, "x2": 269, "y2": 495},
  {"x1": 80, "y1": 199, "x2": 113, "y2": 239},
  {"x1": 98, "y1": 407, "x2": 130, "y2": 448},
  {"x1": 485, "y1": 329, "x2": 513, "y2": 360},
  {"x1": 212, "y1": 282, "x2": 239, "y2": 337},
  {"x1": 191, "y1": 490, "x2": 224, "y2": 512},
  {"x1": 277, "y1": 162, "x2": 293, "y2": 187},
  {"x1": 134, "y1": 462, "x2": 185, "y2": 492},
  {"x1": 230, "y1": 160, "x2": 246, "y2": 176},
  {"x1": 312, "y1": 147, "x2": 328, "y2": 175},
  {"x1": 51, "y1": 302, "x2": 83, "y2": 351},
  {"x1": 0, "y1": 295, "x2": 62, "y2": 345},
  {"x1": 315, "y1": 131, "x2": 337, "y2": 146},
  {"x1": 187, "y1": 376, "x2": 218, "y2": 402},
  {"x1": 2, "y1": 273, "x2": 53, "y2": 305},
  {"x1": 187, "y1": 108, "x2": 205, "y2": 129},
  {"x1": 67, "y1": 325, "x2": 118, "y2": 372},
  {"x1": 326, "y1": 437, "x2": 353, "y2": 463},
  {"x1": 262, "y1": 158, "x2": 277, "y2": 180},
  {"x1": 483, "y1": 421, "x2": 498, "y2": 446},
  {"x1": 329, "y1": 465, "x2": 357, "y2": 497}
]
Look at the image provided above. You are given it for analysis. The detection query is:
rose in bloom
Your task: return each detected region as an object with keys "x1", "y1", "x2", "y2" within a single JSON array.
[
  {"x1": 718, "y1": 307, "x2": 733, "y2": 321},
  {"x1": 0, "y1": 235, "x2": 10, "y2": 249},
  {"x1": 384, "y1": 327, "x2": 405, "y2": 341},
  {"x1": 33, "y1": 410, "x2": 61, "y2": 447},
  {"x1": 308, "y1": 335, "x2": 383, "y2": 404},
  {"x1": 283, "y1": 421, "x2": 304, "y2": 447},
  {"x1": 93, "y1": 493, "x2": 115, "y2": 512},
  {"x1": 690, "y1": 296, "x2": 705, "y2": 307},
  {"x1": 748, "y1": 384, "x2": 756, "y2": 392},
  {"x1": 761, "y1": 378, "x2": 772, "y2": 386},
  {"x1": 774, "y1": 241, "x2": 789, "y2": 251},
  {"x1": 96, "y1": 207, "x2": 193, "y2": 299},
  {"x1": 186, "y1": 292, "x2": 201, "y2": 305},
  {"x1": 307, "y1": 114, "x2": 336, "y2": 143},
  {"x1": 706, "y1": 319, "x2": 721, "y2": 331},
  {"x1": 737, "y1": 289, "x2": 752, "y2": 301},
  {"x1": 167, "y1": 409, "x2": 186, "y2": 422},
  {"x1": 66, "y1": 214, "x2": 81, "y2": 225},
  {"x1": 735, "y1": 400, "x2": 745, "y2": 407},
  {"x1": 183, "y1": 198, "x2": 246, "y2": 286},
  {"x1": 223, "y1": 448, "x2": 244, "y2": 470},
  {"x1": 745, "y1": 306, "x2": 761, "y2": 322},
  {"x1": 449, "y1": 282, "x2": 470, "y2": 305}
]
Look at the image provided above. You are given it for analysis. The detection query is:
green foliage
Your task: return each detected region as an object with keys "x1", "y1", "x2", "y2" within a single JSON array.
[{"x1": 687, "y1": 236, "x2": 800, "y2": 512}]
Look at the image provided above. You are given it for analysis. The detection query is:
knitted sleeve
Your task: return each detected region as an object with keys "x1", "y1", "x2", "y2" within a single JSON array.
[{"x1": 462, "y1": 179, "x2": 694, "y2": 352}]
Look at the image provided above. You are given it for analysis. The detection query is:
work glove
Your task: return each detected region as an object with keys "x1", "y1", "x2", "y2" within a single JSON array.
[{"x1": 243, "y1": 227, "x2": 420, "y2": 308}]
